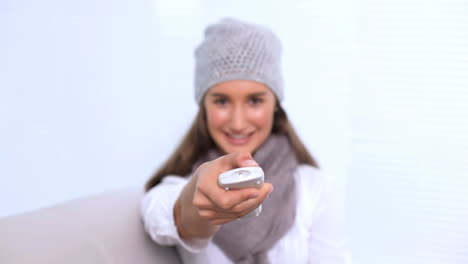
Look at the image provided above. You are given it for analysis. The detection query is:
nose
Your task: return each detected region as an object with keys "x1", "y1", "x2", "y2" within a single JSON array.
[{"x1": 229, "y1": 105, "x2": 248, "y2": 132}]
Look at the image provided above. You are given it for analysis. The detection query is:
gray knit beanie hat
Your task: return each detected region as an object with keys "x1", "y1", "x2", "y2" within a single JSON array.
[{"x1": 194, "y1": 17, "x2": 284, "y2": 104}]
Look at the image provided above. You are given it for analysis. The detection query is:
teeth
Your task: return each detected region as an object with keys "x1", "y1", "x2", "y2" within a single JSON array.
[{"x1": 229, "y1": 134, "x2": 248, "y2": 139}]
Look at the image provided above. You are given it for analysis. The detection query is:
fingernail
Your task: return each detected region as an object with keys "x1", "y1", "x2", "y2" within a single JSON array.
[
  {"x1": 268, "y1": 186, "x2": 274, "y2": 195},
  {"x1": 242, "y1": 159, "x2": 258, "y2": 166}
]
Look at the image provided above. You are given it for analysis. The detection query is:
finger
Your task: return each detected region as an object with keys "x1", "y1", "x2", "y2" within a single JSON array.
[
  {"x1": 218, "y1": 152, "x2": 259, "y2": 172},
  {"x1": 229, "y1": 183, "x2": 273, "y2": 213},
  {"x1": 197, "y1": 209, "x2": 220, "y2": 220},
  {"x1": 209, "y1": 217, "x2": 239, "y2": 225},
  {"x1": 198, "y1": 209, "x2": 240, "y2": 220},
  {"x1": 205, "y1": 205, "x2": 262, "y2": 225},
  {"x1": 200, "y1": 183, "x2": 273, "y2": 218},
  {"x1": 200, "y1": 186, "x2": 274, "y2": 224},
  {"x1": 196, "y1": 177, "x2": 260, "y2": 211},
  {"x1": 192, "y1": 191, "x2": 213, "y2": 209},
  {"x1": 204, "y1": 187, "x2": 261, "y2": 211},
  {"x1": 194, "y1": 184, "x2": 259, "y2": 211}
]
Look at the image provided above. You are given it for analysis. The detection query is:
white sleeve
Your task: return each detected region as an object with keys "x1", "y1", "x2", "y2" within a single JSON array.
[
  {"x1": 140, "y1": 175, "x2": 212, "y2": 253},
  {"x1": 307, "y1": 172, "x2": 352, "y2": 264}
]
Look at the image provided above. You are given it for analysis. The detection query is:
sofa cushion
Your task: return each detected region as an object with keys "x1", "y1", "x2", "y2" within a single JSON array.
[{"x1": 0, "y1": 186, "x2": 181, "y2": 264}]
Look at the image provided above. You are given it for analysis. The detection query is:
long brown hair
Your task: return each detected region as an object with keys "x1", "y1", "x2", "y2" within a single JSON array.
[{"x1": 145, "y1": 103, "x2": 319, "y2": 191}]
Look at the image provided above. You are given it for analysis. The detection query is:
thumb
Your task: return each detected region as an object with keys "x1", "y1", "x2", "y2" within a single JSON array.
[
  {"x1": 220, "y1": 152, "x2": 259, "y2": 170},
  {"x1": 238, "y1": 153, "x2": 259, "y2": 167}
]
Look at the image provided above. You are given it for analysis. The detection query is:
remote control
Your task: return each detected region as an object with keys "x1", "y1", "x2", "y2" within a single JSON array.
[{"x1": 218, "y1": 166, "x2": 264, "y2": 217}]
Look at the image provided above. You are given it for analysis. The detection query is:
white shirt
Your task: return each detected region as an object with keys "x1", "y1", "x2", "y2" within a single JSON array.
[{"x1": 141, "y1": 165, "x2": 351, "y2": 264}]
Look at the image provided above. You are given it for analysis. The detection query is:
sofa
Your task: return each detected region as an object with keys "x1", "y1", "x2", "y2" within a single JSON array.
[{"x1": 0, "y1": 187, "x2": 181, "y2": 264}]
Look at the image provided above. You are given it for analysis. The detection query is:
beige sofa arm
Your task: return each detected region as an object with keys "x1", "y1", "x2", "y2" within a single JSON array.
[{"x1": 0, "y1": 187, "x2": 180, "y2": 264}]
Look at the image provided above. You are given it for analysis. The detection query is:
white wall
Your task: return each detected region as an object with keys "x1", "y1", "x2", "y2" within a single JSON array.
[
  {"x1": 348, "y1": 1, "x2": 468, "y2": 263},
  {"x1": 1, "y1": 0, "x2": 467, "y2": 263},
  {"x1": 0, "y1": 0, "x2": 354, "y2": 216}
]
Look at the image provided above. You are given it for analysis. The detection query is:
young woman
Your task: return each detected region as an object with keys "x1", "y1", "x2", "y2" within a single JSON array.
[{"x1": 141, "y1": 18, "x2": 350, "y2": 264}]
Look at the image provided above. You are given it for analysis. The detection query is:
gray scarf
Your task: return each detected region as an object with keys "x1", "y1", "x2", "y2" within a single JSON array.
[{"x1": 194, "y1": 134, "x2": 298, "y2": 264}]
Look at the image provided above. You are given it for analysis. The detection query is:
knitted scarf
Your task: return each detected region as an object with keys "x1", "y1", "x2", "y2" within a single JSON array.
[{"x1": 193, "y1": 134, "x2": 298, "y2": 263}]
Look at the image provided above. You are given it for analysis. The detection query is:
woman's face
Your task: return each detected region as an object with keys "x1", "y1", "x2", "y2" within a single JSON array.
[{"x1": 203, "y1": 80, "x2": 276, "y2": 154}]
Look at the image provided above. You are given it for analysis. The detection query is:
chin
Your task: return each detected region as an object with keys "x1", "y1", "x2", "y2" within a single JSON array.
[{"x1": 223, "y1": 145, "x2": 257, "y2": 155}]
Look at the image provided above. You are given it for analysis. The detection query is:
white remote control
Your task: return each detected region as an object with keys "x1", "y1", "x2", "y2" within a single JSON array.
[{"x1": 218, "y1": 166, "x2": 264, "y2": 217}]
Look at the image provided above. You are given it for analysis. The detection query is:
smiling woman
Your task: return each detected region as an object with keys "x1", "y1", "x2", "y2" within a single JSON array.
[
  {"x1": 203, "y1": 80, "x2": 276, "y2": 155},
  {"x1": 141, "y1": 17, "x2": 350, "y2": 264}
]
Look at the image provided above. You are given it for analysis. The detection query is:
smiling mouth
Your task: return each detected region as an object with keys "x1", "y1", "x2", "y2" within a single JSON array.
[{"x1": 225, "y1": 132, "x2": 253, "y2": 145}]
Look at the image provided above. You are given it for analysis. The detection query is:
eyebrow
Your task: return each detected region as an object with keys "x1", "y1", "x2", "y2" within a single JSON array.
[{"x1": 209, "y1": 92, "x2": 267, "y2": 97}]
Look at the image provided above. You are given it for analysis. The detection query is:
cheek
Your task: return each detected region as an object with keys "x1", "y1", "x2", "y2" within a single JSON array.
[
  {"x1": 205, "y1": 107, "x2": 228, "y2": 129},
  {"x1": 250, "y1": 108, "x2": 275, "y2": 130}
]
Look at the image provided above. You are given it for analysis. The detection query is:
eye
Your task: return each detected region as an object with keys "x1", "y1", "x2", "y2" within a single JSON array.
[
  {"x1": 214, "y1": 97, "x2": 228, "y2": 106},
  {"x1": 249, "y1": 96, "x2": 264, "y2": 105}
]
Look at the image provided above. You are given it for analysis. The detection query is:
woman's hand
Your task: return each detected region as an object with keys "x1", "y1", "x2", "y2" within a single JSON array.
[
  {"x1": 174, "y1": 152, "x2": 273, "y2": 239},
  {"x1": 193, "y1": 152, "x2": 273, "y2": 225}
]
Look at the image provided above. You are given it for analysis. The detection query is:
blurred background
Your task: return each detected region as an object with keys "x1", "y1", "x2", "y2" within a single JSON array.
[{"x1": 1, "y1": 0, "x2": 467, "y2": 263}]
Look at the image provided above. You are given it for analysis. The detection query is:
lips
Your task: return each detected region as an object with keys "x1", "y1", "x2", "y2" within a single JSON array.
[{"x1": 225, "y1": 132, "x2": 253, "y2": 145}]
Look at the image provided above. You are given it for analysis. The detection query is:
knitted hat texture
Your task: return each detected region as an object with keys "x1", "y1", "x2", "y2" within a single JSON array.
[{"x1": 194, "y1": 18, "x2": 284, "y2": 104}]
